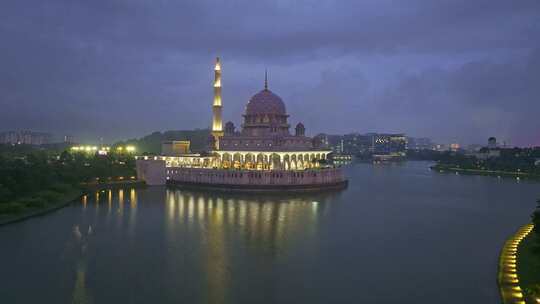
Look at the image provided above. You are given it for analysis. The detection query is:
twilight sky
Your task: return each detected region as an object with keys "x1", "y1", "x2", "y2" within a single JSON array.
[{"x1": 1, "y1": 0, "x2": 539, "y2": 146}]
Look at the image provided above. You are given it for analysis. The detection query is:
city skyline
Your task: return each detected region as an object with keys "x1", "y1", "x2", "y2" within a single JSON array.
[{"x1": 1, "y1": 0, "x2": 539, "y2": 146}]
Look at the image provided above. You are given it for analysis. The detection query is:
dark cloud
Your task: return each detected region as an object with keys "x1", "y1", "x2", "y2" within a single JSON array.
[{"x1": 0, "y1": 0, "x2": 539, "y2": 145}]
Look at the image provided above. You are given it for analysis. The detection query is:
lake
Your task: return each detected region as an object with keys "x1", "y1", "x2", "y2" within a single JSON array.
[{"x1": 1, "y1": 161, "x2": 538, "y2": 303}]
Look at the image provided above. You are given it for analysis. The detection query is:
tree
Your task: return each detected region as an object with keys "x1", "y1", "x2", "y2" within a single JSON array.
[
  {"x1": 0, "y1": 184, "x2": 13, "y2": 204},
  {"x1": 59, "y1": 150, "x2": 73, "y2": 163},
  {"x1": 533, "y1": 199, "x2": 540, "y2": 237}
]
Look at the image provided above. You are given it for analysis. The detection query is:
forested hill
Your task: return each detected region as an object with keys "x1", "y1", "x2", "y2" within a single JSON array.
[{"x1": 115, "y1": 129, "x2": 211, "y2": 154}]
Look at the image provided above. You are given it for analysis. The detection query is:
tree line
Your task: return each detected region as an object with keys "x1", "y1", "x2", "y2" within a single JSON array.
[{"x1": 0, "y1": 144, "x2": 135, "y2": 215}]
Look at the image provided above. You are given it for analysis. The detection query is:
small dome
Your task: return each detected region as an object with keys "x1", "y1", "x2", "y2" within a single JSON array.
[
  {"x1": 295, "y1": 122, "x2": 305, "y2": 136},
  {"x1": 224, "y1": 121, "x2": 235, "y2": 135},
  {"x1": 245, "y1": 89, "x2": 286, "y2": 116}
]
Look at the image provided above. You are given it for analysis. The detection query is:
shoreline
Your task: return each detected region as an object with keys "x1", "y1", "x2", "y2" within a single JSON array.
[
  {"x1": 0, "y1": 180, "x2": 146, "y2": 226},
  {"x1": 431, "y1": 164, "x2": 540, "y2": 180},
  {"x1": 81, "y1": 179, "x2": 146, "y2": 190},
  {"x1": 0, "y1": 190, "x2": 83, "y2": 226}
]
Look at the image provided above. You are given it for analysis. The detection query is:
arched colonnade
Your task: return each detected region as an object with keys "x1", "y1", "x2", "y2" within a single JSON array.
[{"x1": 213, "y1": 151, "x2": 330, "y2": 170}]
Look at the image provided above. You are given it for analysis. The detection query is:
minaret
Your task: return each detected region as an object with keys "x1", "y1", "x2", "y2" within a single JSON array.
[
  {"x1": 211, "y1": 57, "x2": 223, "y2": 149},
  {"x1": 264, "y1": 69, "x2": 268, "y2": 90}
]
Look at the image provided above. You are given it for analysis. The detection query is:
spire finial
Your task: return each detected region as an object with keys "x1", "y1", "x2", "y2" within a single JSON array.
[{"x1": 264, "y1": 69, "x2": 268, "y2": 90}]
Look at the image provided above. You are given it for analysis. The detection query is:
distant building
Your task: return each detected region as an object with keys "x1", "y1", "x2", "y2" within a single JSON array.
[
  {"x1": 434, "y1": 143, "x2": 462, "y2": 152},
  {"x1": 342, "y1": 133, "x2": 372, "y2": 154},
  {"x1": 313, "y1": 132, "x2": 407, "y2": 156},
  {"x1": 434, "y1": 144, "x2": 447, "y2": 151},
  {"x1": 474, "y1": 149, "x2": 501, "y2": 160},
  {"x1": 0, "y1": 131, "x2": 52, "y2": 145},
  {"x1": 466, "y1": 144, "x2": 483, "y2": 152},
  {"x1": 449, "y1": 143, "x2": 461, "y2": 152},
  {"x1": 313, "y1": 133, "x2": 344, "y2": 153},
  {"x1": 312, "y1": 134, "x2": 329, "y2": 149},
  {"x1": 372, "y1": 133, "x2": 407, "y2": 155},
  {"x1": 162, "y1": 140, "x2": 191, "y2": 156},
  {"x1": 63, "y1": 135, "x2": 75, "y2": 144},
  {"x1": 488, "y1": 137, "x2": 497, "y2": 149},
  {"x1": 407, "y1": 137, "x2": 434, "y2": 151}
]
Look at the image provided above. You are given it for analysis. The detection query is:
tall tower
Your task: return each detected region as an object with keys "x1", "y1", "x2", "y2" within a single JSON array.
[{"x1": 211, "y1": 57, "x2": 224, "y2": 149}]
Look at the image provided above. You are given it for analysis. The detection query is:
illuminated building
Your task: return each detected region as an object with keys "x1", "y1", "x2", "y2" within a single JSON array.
[
  {"x1": 314, "y1": 132, "x2": 407, "y2": 156},
  {"x1": 449, "y1": 143, "x2": 461, "y2": 152},
  {"x1": 136, "y1": 57, "x2": 347, "y2": 191},
  {"x1": 215, "y1": 70, "x2": 329, "y2": 170},
  {"x1": 211, "y1": 57, "x2": 223, "y2": 149},
  {"x1": 162, "y1": 141, "x2": 190, "y2": 156},
  {"x1": 371, "y1": 133, "x2": 407, "y2": 155}
]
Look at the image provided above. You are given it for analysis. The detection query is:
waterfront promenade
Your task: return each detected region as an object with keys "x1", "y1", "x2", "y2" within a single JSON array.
[{"x1": 498, "y1": 223, "x2": 534, "y2": 303}]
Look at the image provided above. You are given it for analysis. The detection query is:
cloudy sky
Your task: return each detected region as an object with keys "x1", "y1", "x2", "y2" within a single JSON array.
[{"x1": 1, "y1": 0, "x2": 539, "y2": 146}]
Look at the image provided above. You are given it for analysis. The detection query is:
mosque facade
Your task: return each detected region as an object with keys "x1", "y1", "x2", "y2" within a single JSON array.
[{"x1": 136, "y1": 58, "x2": 347, "y2": 191}]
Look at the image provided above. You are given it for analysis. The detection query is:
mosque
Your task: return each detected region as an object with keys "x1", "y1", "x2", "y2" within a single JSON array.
[{"x1": 136, "y1": 58, "x2": 347, "y2": 191}]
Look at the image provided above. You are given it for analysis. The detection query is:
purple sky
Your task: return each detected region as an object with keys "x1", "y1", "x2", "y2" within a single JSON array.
[{"x1": 1, "y1": 0, "x2": 539, "y2": 146}]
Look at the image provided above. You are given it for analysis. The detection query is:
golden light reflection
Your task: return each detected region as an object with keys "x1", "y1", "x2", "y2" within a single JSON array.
[
  {"x1": 118, "y1": 189, "x2": 124, "y2": 205},
  {"x1": 177, "y1": 192, "x2": 184, "y2": 220},
  {"x1": 117, "y1": 189, "x2": 124, "y2": 222},
  {"x1": 198, "y1": 196, "x2": 205, "y2": 223},
  {"x1": 162, "y1": 189, "x2": 338, "y2": 303},
  {"x1": 130, "y1": 188, "x2": 137, "y2": 207},
  {"x1": 128, "y1": 188, "x2": 137, "y2": 235},
  {"x1": 107, "y1": 190, "x2": 112, "y2": 214}
]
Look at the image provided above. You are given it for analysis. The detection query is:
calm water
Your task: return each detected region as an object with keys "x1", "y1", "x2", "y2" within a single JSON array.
[{"x1": 1, "y1": 161, "x2": 538, "y2": 303}]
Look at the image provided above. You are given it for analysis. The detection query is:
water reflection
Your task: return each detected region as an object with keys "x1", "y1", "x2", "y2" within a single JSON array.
[
  {"x1": 75, "y1": 187, "x2": 341, "y2": 303},
  {"x1": 78, "y1": 188, "x2": 339, "y2": 259},
  {"x1": 164, "y1": 190, "x2": 336, "y2": 254},
  {"x1": 70, "y1": 224, "x2": 93, "y2": 304},
  {"x1": 163, "y1": 189, "x2": 340, "y2": 303},
  {"x1": 4, "y1": 163, "x2": 539, "y2": 304},
  {"x1": 128, "y1": 189, "x2": 138, "y2": 236}
]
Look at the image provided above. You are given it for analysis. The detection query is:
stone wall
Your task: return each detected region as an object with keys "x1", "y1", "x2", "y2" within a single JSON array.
[
  {"x1": 136, "y1": 159, "x2": 166, "y2": 186},
  {"x1": 166, "y1": 167, "x2": 346, "y2": 187}
]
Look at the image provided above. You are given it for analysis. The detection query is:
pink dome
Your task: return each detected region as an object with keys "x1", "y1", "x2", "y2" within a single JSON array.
[{"x1": 245, "y1": 89, "x2": 286, "y2": 116}]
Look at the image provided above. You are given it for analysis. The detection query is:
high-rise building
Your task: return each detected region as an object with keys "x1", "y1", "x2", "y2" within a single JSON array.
[
  {"x1": 372, "y1": 133, "x2": 407, "y2": 155},
  {"x1": 0, "y1": 131, "x2": 52, "y2": 145},
  {"x1": 63, "y1": 135, "x2": 75, "y2": 144}
]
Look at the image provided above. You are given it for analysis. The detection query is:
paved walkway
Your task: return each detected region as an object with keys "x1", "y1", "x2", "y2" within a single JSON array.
[{"x1": 498, "y1": 223, "x2": 534, "y2": 304}]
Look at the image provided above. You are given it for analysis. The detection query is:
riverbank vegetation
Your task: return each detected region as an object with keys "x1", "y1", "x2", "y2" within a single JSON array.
[
  {"x1": 518, "y1": 200, "x2": 540, "y2": 303},
  {"x1": 114, "y1": 129, "x2": 210, "y2": 154},
  {"x1": 428, "y1": 147, "x2": 540, "y2": 178},
  {"x1": 0, "y1": 144, "x2": 136, "y2": 220}
]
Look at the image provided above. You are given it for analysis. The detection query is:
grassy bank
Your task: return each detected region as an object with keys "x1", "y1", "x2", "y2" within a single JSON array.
[
  {"x1": 0, "y1": 188, "x2": 83, "y2": 225},
  {"x1": 518, "y1": 233, "x2": 540, "y2": 302},
  {"x1": 0, "y1": 180, "x2": 145, "y2": 225}
]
